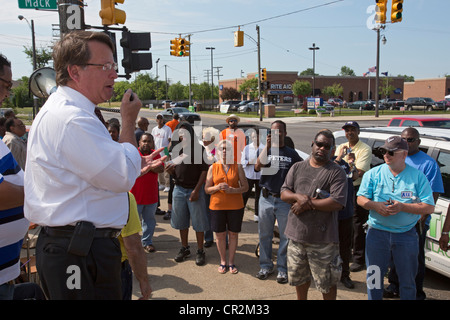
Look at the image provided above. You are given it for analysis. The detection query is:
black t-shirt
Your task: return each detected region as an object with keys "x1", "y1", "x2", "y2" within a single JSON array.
[
  {"x1": 173, "y1": 145, "x2": 209, "y2": 189},
  {"x1": 259, "y1": 146, "x2": 303, "y2": 194}
]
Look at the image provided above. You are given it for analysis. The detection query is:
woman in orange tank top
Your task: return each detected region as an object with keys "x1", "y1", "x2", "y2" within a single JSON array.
[{"x1": 205, "y1": 140, "x2": 248, "y2": 274}]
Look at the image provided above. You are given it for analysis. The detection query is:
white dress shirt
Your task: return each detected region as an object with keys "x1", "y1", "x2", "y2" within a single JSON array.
[
  {"x1": 24, "y1": 86, "x2": 141, "y2": 229},
  {"x1": 241, "y1": 142, "x2": 264, "y2": 180}
]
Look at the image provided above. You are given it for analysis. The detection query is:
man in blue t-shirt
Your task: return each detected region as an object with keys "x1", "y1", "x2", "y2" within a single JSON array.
[
  {"x1": 255, "y1": 120, "x2": 302, "y2": 284},
  {"x1": 385, "y1": 128, "x2": 444, "y2": 299},
  {"x1": 357, "y1": 136, "x2": 435, "y2": 300}
]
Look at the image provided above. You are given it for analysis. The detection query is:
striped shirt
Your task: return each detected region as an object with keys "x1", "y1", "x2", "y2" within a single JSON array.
[{"x1": 0, "y1": 140, "x2": 28, "y2": 285}]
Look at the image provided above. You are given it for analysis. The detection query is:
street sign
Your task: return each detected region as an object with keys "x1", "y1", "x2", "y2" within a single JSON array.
[{"x1": 18, "y1": 0, "x2": 57, "y2": 10}]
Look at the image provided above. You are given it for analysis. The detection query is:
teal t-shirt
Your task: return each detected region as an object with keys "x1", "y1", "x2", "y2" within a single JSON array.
[{"x1": 357, "y1": 163, "x2": 434, "y2": 233}]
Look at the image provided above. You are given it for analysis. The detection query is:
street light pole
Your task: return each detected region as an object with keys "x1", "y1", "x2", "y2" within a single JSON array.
[
  {"x1": 374, "y1": 25, "x2": 385, "y2": 118},
  {"x1": 257, "y1": 25, "x2": 262, "y2": 121},
  {"x1": 206, "y1": 47, "x2": 215, "y2": 109},
  {"x1": 309, "y1": 43, "x2": 319, "y2": 97},
  {"x1": 18, "y1": 15, "x2": 38, "y2": 118}
]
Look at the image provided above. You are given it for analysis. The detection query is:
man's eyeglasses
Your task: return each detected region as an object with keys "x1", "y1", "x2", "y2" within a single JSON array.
[
  {"x1": 314, "y1": 140, "x2": 332, "y2": 150},
  {"x1": 84, "y1": 62, "x2": 118, "y2": 71},
  {"x1": 0, "y1": 77, "x2": 13, "y2": 91},
  {"x1": 405, "y1": 137, "x2": 418, "y2": 143},
  {"x1": 228, "y1": 119, "x2": 237, "y2": 123}
]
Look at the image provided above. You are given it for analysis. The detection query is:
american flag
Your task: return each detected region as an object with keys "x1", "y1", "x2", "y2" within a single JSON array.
[{"x1": 368, "y1": 66, "x2": 376, "y2": 72}]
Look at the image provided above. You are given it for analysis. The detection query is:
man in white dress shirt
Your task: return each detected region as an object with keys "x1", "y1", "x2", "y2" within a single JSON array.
[{"x1": 24, "y1": 31, "x2": 162, "y2": 300}]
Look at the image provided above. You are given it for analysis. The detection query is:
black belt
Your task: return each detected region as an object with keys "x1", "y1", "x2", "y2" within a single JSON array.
[
  {"x1": 43, "y1": 226, "x2": 121, "y2": 238},
  {"x1": 262, "y1": 187, "x2": 280, "y2": 198}
]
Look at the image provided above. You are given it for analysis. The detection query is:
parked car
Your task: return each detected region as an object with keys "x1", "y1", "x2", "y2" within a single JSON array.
[
  {"x1": 219, "y1": 100, "x2": 242, "y2": 113},
  {"x1": 388, "y1": 116, "x2": 450, "y2": 128},
  {"x1": 239, "y1": 101, "x2": 264, "y2": 112},
  {"x1": 381, "y1": 98, "x2": 405, "y2": 110},
  {"x1": 327, "y1": 98, "x2": 343, "y2": 107},
  {"x1": 404, "y1": 97, "x2": 443, "y2": 111},
  {"x1": 170, "y1": 101, "x2": 190, "y2": 108},
  {"x1": 435, "y1": 99, "x2": 450, "y2": 111},
  {"x1": 347, "y1": 100, "x2": 374, "y2": 110},
  {"x1": 334, "y1": 126, "x2": 450, "y2": 279},
  {"x1": 160, "y1": 100, "x2": 172, "y2": 108},
  {"x1": 160, "y1": 107, "x2": 201, "y2": 124}
]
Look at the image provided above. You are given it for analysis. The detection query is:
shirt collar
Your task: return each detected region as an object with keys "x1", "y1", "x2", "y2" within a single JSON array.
[{"x1": 58, "y1": 86, "x2": 97, "y2": 114}]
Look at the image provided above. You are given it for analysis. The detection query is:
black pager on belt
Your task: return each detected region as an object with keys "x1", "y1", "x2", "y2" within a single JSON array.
[{"x1": 67, "y1": 221, "x2": 96, "y2": 256}]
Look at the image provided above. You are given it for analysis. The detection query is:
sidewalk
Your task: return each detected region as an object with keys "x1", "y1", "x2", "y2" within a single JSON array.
[{"x1": 138, "y1": 190, "x2": 369, "y2": 301}]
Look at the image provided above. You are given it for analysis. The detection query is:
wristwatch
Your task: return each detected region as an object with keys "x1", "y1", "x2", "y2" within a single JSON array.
[{"x1": 442, "y1": 232, "x2": 450, "y2": 235}]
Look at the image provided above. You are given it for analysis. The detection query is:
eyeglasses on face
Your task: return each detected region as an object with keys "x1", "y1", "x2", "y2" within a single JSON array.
[
  {"x1": 0, "y1": 77, "x2": 13, "y2": 91},
  {"x1": 405, "y1": 137, "x2": 418, "y2": 143},
  {"x1": 228, "y1": 119, "x2": 237, "y2": 123},
  {"x1": 314, "y1": 140, "x2": 332, "y2": 150},
  {"x1": 84, "y1": 62, "x2": 118, "y2": 71},
  {"x1": 380, "y1": 149, "x2": 403, "y2": 157}
]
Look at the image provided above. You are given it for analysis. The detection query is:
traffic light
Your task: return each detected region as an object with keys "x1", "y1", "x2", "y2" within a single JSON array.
[
  {"x1": 261, "y1": 68, "x2": 267, "y2": 82},
  {"x1": 99, "y1": 0, "x2": 126, "y2": 26},
  {"x1": 182, "y1": 38, "x2": 190, "y2": 57},
  {"x1": 391, "y1": 0, "x2": 403, "y2": 23},
  {"x1": 374, "y1": 0, "x2": 387, "y2": 24},
  {"x1": 170, "y1": 38, "x2": 179, "y2": 56},
  {"x1": 170, "y1": 37, "x2": 189, "y2": 57},
  {"x1": 120, "y1": 31, "x2": 152, "y2": 76}
]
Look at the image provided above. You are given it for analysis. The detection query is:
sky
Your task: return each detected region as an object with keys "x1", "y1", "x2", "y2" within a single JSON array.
[{"x1": 1, "y1": 0, "x2": 449, "y2": 86}]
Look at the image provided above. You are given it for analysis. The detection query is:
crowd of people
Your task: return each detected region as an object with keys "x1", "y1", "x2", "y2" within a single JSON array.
[{"x1": 0, "y1": 30, "x2": 449, "y2": 301}]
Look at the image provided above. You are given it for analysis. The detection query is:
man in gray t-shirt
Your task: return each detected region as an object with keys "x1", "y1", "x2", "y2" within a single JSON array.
[{"x1": 281, "y1": 130, "x2": 347, "y2": 300}]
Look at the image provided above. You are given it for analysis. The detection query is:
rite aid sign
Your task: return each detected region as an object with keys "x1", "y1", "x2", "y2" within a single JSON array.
[
  {"x1": 268, "y1": 83, "x2": 293, "y2": 95},
  {"x1": 18, "y1": 0, "x2": 57, "y2": 10}
]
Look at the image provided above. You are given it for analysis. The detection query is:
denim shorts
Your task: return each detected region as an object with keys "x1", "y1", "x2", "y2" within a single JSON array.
[
  {"x1": 171, "y1": 185, "x2": 209, "y2": 232},
  {"x1": 287, "y1": 240, "x2": 342, "y2": 293}
]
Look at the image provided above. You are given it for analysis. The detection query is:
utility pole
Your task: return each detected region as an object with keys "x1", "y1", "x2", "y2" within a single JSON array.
[
  {"x1": 164, "y1": 64, "x2": 168, "y2": 99},
  {"x1": 206, "y1": 47, "x2": 215, "y2": 109},
  {"x1": 375, "y1": 26, "x2": 382, "y2": 118},
  {"x1": 257, "y1": 25, "x2": 262, "y2": 121},
  {"x1": 309, "y1": 43, "x2": 319, "y2": 97},
  {"x1": 188, "y1": 35, "x2": 192, "y2": 106}
]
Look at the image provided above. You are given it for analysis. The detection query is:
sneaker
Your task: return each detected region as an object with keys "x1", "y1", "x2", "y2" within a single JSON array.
[
  {"x1": 155, "y1": 208, "x2": 165, "y2": 215},
  {"x1": 256, "y1": 268, "x2": 273, "y2": 280},
  {"x1": 158, "y1": 185, "x2": 165, "y2": 191},
  {"x1": 195, "y1": 249, "x2": 206, "y2": 266},
  {"x1": 163, "y1": 187, "x2": 170, "y2": 192},
  {"x1": 174, "y1": 246, "x2": 190, "y2": 262},
  {"x1": 163, "y1": 210, "x2": 171, "y2": 220},
  {"x1": 276, "y1": 271, "x2": 288, "y2": 284},
  {"x1": 253, "y1": 215, "x2": 259, "y2": 222}
]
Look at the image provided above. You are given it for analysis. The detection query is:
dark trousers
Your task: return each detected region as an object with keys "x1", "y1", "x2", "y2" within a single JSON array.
[
  {"x1": 36, "y1": 228, "x2": 122, "y2": 300},
  {"x1": 352, "y1": 186, "x2": 369, "y2": 265},
  {"x1": 339, "y1": 216, "x2": 353, "y2": 278},
  {"x1": 242, "y1": 178, "x2": 261, "y2": 216}
]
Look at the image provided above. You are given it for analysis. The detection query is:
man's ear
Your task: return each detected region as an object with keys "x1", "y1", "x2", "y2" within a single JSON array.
[{"x1": 67, "y1": 64, "x2": 81, "y2": 83}]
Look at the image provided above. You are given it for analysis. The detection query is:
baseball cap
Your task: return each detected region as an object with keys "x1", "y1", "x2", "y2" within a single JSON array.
[
  {"x1": 342, "y1": 121, "x2": 360, "y2": 130},
  {"x1": 380, "y1": 136, "x2": 408, "y2": 152},
  {"x1": 156, "y1": 113, "x2": 163, "y2": 119}
]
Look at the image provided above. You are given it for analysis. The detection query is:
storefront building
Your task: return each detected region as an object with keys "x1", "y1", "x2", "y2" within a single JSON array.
[{"x1": 219, "y1": 71, "x2": 405, "y2": 104}]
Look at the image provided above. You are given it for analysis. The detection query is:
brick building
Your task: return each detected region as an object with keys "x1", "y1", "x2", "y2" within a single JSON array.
[
  {"x1": 404, "y1": 78, "x2": 450, "y2": 101},
  {"x1": 219, "y1": 71, "x2": 405, "y2": 105}
]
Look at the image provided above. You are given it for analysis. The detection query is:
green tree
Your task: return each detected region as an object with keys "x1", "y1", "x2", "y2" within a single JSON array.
[
  {"x1": 379, "y1": 77, "x2": 395, "y2": 99},
  {"x1": 239, "y1": 78, "x2": 258, "y2": 100},
  {"x1": 168, "y1": 82, "x2": 186, "y2": 101},
  {"x1": 322, "y1": 83, "x2": 343, "y2": 98},
  {"x1": 299, "y1": 68, "x2": 318, "y2": 76},
  {"x1": 292, "y1": 80, "x2": 312, "y2": 97},
  {"x1": 23, "y1": 46, "x2": 52, "y2": 69},
  {"x1": 338, "y1": 66, "x2": 355, "y2": 76},
  {"x1": 397, "y1": 74, "x2": 414, "y2": 82}
]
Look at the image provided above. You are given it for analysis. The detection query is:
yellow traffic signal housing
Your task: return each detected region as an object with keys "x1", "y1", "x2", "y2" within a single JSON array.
[
  {"x1": 391, "y1": 0, "x2": 403, "y2": 23},
  {"x1": 261, "y1": 68, "x2": 267, "y2": 82},
  {"x1": 170, "y1": 38, "x2": 179, "y2": 56},
  {"x1": 234, "y1": 30, "x2": 244, "y2": 47},
  {"x1": 178, "y1": 38, "x2": 186, "y2": 57},
  {"x1": 99, "y1": 0, "x2": 126, "y2": 26},
  {"x1": 375, "y1": 0, "x2": 387, "y2": 24},
  {"x1": 183, "y1": 38, "x2": 190, "y2": 57}
]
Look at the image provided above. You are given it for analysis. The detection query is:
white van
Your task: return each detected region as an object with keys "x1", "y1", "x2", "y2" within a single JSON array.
[{"x1": 334, "y1": 126, "x2": 450, "y2": 278}]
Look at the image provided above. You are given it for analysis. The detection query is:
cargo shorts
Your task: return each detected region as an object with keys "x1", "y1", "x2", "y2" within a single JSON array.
[{"x1": 287, "y1": 240, "x2": 342, "y2": 294}]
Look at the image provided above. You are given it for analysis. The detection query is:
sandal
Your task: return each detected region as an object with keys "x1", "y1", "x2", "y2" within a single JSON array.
[
  {"x1": 144, "y1": 245, "x2": 155, "y2": 253},
  {"x1": 218, "y1": 264, "x2": 228, "y2": 274},
  {"x1": 229, "y1": 265, "x2": 239, "y2": 274}
]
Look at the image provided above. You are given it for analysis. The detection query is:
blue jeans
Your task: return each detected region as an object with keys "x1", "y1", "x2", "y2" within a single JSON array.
[
  {"x1": 258, "y1": 192, "x2": 291, "y2": 273},
  {"x1": 365, "y1": 227, "x2": 418, "y2": 300},
  {"x1": 137, "y1": 203, "x2": 158, "y2": 246}
]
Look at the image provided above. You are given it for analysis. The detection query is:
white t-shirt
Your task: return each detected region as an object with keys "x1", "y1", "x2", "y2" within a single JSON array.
[
  {"x1": 151, "y1": 125, "x2": 172, "y2": 156},
  {"x1": 24, "y1": 86, "x2": 141, "y2": 229}
]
